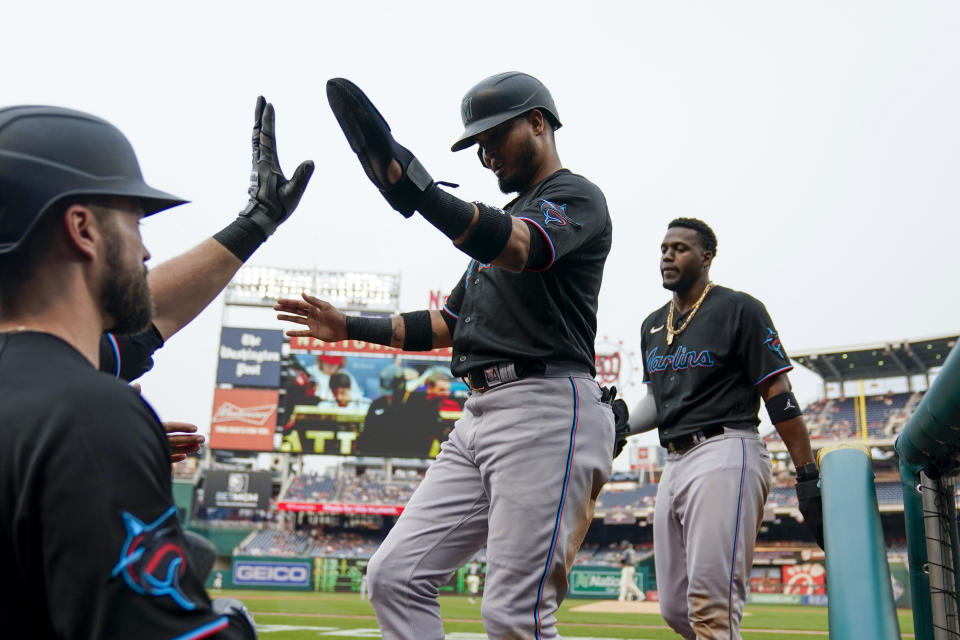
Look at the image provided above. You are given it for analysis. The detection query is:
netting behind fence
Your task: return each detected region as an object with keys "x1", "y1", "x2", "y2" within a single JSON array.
[{"x1": 920, "y1": 458, "x2": 960, "y2": 639}]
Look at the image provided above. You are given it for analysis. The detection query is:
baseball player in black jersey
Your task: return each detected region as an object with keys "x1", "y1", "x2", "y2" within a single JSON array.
[
  {"x1": 276, "y1": 72, "x2": 614, "y2": 639},
  {"x1": 631, "y1": 218, "x2": 823, "y2": 640},
  {"x1": 0, "y1": 102, "x2": 314, "y2": 637},
  {"x1": 95, "y1": 96, "x2": 313, "y2": 462}
]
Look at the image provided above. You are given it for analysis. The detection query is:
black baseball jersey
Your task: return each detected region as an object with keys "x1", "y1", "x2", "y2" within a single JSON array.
[
  {"x1": 442, "y1": 169, "x2": 612, "y2": 377},
  {"x1": 0, "y1": 332, "x2": 244, "y2": 639},
  {"x1": 640, "y1": 286, "x2": 793, "y2": 444},
  {"x1": 98, "y1": 323, "x2": 165, "y2": 381}
]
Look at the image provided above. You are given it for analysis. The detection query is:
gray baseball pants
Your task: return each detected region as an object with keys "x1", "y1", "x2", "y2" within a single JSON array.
[
  {"x1": 367, "y1": 374, "x2": 613, "y2": 640},
  {"x1": 654, "y1": 430, "x2": 772, "y2": 640}
]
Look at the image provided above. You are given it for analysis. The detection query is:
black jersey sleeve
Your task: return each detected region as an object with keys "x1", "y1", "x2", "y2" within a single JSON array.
[
  {"x1": 39, "y1": 385, "x2": 250, "y2": 639},
  {"x1": 512, "y1": 176, "x2": 609, "y2": 270},
  {"x1": 735, "y1": 294, "x2": 794, "y2": 387},
  {"x1": 99, "y1": 323, "x2": 165, "y2": 381}
]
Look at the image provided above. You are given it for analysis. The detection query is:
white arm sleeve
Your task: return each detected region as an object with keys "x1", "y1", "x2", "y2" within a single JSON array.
[{"x1": 628, "y1": 389, "x2": 657, "y2": 434}]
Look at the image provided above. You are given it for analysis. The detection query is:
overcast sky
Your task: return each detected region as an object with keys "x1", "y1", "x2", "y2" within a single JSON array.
[{"x1": 5, "y1": 1, "x2": 959, "y2": 456}]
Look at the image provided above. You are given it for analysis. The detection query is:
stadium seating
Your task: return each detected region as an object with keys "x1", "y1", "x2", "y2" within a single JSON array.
[
  {"x1": 237, "y1": 529, "x2": 380, "y2": 558},
  {"x1": 280, "y1": 469, "x2": 425, "y2": 506},
  {"x1": 765, "y1": 391, "x2": 923, "y2": 443}
]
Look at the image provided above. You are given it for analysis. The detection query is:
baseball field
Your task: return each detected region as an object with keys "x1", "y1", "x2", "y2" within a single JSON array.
[{"x1": 226, "y1": 590, "x2": 917, "y2": 638}]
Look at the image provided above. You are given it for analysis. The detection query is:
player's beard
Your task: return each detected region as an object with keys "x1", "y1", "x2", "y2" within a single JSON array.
[
  {"x1": 101, "y1": 238, "x2": 153, "y2": 335},
  {"x1": 662, "y1": 270, "x2": 697, "y2": 294},
  {"x1": 497, "y1": 137, "x2": 538, "y2": 194}
]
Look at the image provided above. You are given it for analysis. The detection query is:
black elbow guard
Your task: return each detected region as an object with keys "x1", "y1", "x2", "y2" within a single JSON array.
[
  {"x1": 457, "y1": 203, "x2": 513, "y2": 264},
  {"x1": 523, "y1": 220, "x2": 551, "y2": 270},
  {"x1": 401, "y1": 310, "x2": 433, "y2": 351}
]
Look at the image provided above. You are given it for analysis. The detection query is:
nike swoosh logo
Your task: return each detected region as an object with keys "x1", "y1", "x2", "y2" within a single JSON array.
[{"x1": 650, "y1": 325, "x2": 665, "y2": 334}]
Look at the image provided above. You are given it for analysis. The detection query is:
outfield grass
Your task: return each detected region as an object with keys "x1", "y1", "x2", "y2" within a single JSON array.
[{"x1": 223, "y1": 590, "x2": 916, "y2": 638}]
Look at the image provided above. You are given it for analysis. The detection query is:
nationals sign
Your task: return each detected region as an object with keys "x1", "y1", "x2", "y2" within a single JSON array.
[
  {"x1": 209, "y1": 388, "x2": 278, "y2": 451},
  {"x1": 594, "y1": 339, "x2": 638, "y2": 389},
  {"x1": 781, "y1": 563, "x2": 826, "y2": 595}
]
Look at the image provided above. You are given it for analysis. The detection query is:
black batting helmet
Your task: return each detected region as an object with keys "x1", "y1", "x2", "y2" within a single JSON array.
[
  {"x1": 0, "y1": 105, "x2": 186, "y2": 255},
  {"x1": 451, "y1": 72, "x2": 562, "y2": 152}
]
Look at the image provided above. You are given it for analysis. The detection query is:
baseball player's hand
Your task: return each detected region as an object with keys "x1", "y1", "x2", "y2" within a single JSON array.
[
  {"x1": 129, "y1": 383, "x2": 205, "y2": 463},
  {"x1": 601, "y1": 386, "x2": 631, "y2": 459},
  {"x1": 164, "y1": 421, "x2": 205, "y2": 464},
  {"x1": 239, "y1": 96, "x2": 315, "y2": 237},
  {"x1": 275, "y1": 293, "x2": 348, "y2": 342},
  {"x1": 326, "y1": 78, "x2": 433, "y2": 217},
  {"x1": 796, "y1": 471, "x2": 825, "y2": 549}
]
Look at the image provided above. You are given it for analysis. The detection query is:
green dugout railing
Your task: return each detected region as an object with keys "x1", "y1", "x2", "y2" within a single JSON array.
[
  {"x1": 895, "y1": 343, "x2": 960, "y2": 640},
  {"x1": 818, "y1": 443, "x2": 901, "y2": 639}
]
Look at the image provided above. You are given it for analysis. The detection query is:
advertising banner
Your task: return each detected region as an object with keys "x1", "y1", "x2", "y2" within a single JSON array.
[
  {"x1": 748, "y1": 593, "x2": 803, "y2": 605},
  {"x1": 209, "y1": 388, "x2": 278, "y2": 451},
  {"x1": 279, "y1": 349, "x2": 465, "y2": 458},
  {"x1": 313, "y1": 557, "x2": 457, "y2": 593},
  {"x1": 568, "y1": 566, "x2": 644, "y2": 599},
  {"x1": 316, "y1": 557, "x2": 368, "y2": 593},
  {"x1": 602, "y1": 509, "x2": 636, "y2": 525},
  {"x1": 276, "y1": 502, "x2": 404, "y2": 516},
  {"x1": 217, "y1": 328, "x2": 283, "y2": 387},
  {"x1": 781, "y1": 563, "x2": 827, "y2": 595},
  {"x1": 232, "y1": 558, "x2": 312, "y2": 590},
  {"x1": 206, "y1": 470, "x2": 272, "y2": 510},
  {"x1": 288, "y1": 336, "x2": 452, "y2": 358}
]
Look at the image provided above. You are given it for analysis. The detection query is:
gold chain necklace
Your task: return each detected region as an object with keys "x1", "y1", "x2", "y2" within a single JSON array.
[{"x1": 666, "y1": 282, "x2": 714, "y2": 346}]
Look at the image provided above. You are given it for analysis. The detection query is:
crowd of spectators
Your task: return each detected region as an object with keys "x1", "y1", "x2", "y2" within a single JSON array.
[
  {"x1": 766, "y1": 391, "x2": 922, "y2": 444},
  {"x1": 281, "y1": 469, "x2": 424, "y2": 505},
  {"x1": 283, "y1": 473, "x2": 338, "y2": 502},
  {"x1": 237, "y1": 528, "x2": 382, "y2": 558}
]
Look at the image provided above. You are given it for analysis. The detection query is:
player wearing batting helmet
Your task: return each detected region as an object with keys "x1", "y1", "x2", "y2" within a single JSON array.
[
  {"x1": 0, "y1": 105, "x2": 301, "y2": 638},
  {"x1": 631, "y1": 218, "x2": 822, "y2": 639},
  {"x1": 276, "y1": 71, "x2": 616, "y2": 639}
]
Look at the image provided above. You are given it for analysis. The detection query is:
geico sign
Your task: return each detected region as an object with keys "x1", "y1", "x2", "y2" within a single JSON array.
[{"x1": 235, "y1": 563, "x2": 309, "y2": 584}]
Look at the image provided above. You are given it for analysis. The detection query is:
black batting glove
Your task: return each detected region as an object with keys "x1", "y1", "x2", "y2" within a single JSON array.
[
  {"x1": 796, "y1": 464, "x2": 825, "y2": 550},
  {"x1": 600, "y1": 386, "x2": 631, "y2": 459},
  {"x1": 239, "y1": 96, "x2": 314, "y2": 237}
]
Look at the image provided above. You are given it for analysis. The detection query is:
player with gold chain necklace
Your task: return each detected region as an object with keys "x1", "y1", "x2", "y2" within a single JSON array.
[{"x1": 665, "y1": 281, "x2": 714, "y2": 345}]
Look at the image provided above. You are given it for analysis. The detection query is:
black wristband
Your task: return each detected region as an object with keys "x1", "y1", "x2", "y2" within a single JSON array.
[
  {"x1": 795, "y1": 462, "x2": 819, "y2": 482},
  {"x1": 458, "y1": 203, "x2": 513, "y2": 264},
  {"x1": 765, "y1": 391, "x2": 803, "y2": 424},
  {"x1": 400, "y1": 310, "x2": 433, "y2": 351},
  {"x1": 417, "y1": 184, "x2": 476, "y2": 240},
  {"x1": 345, "y1": 315, "x2": 393, "y2": 346},
  {"x1": 213, "y1": 217, "x2": 267, "y2": 262}
]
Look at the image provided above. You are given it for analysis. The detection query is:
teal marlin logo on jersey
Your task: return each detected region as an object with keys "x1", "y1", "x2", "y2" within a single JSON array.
[
  {"x1": 539, "y1": 199, "x2": 569, "y2": 226},
  {"x1": 465, "y1": 259, "x2": 492, "y2": 287},
  {"x1": 111, "y1": 506, "x2": 196, "y2": 610},
  {"x1": 646, "y1": 346, "x2": 715, "y2": 374},
  {"x1": 764, "y1": 328, "x2": 785, "y2": 359}
]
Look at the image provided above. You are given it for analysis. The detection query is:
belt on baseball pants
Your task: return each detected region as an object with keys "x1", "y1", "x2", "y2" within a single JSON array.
[
  {"x1": 462, "y1": 361, "x2": 547, "y2": 393},
  {"x1": 663, "y1": 425, "x2": 758, "y2": 454}
]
